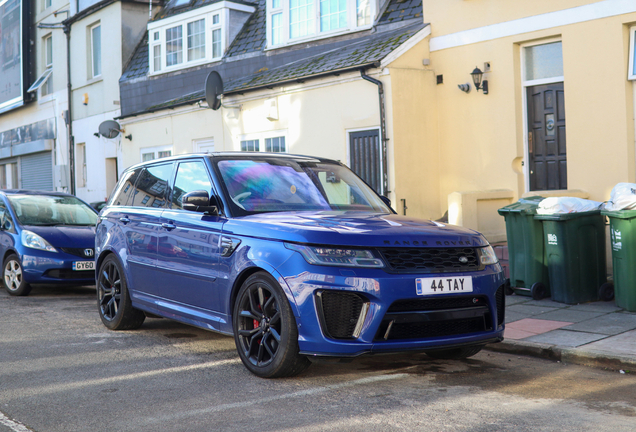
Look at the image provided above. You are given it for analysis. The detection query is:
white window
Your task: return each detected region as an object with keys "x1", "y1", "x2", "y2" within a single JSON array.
[
  {"x1": 44, "y1": 0, "x2": 51, "y2": 9},
  {"x1": 90, "y1": 24, "x2": 102, "y2": 78},
  {"x1": 76, "y1": 143, "x2": 87, "y2": 188},
  {"x1": 629, "y1": 26, "x2": 636, "y2": 80},
  {"x1": 140, "y1": 145, "x2": 173, "y2": 162},
  {"x1": 522, "y1": 41, "x2": 563, "y2": 85},
  {"x1": 267, "y1": 0, "x2": 374, "y2": 48},
  {"x1": 212, "y1": 14, "x2": 222, "y2": 59},
  {"x1": 42, "y1": 35, "x2": 53, "y2": 96},
  {"x1": 152, "y1": 31, "x2": 162, "y2": 72},
  {"x1": 239, "y1": 132, "x2": 288, "y2": 153},
  {"x1": 187, "y1": 19, "x2": 206, "y2": 61},
  {"x1": 166, "y1": 25, "x2": 183, "y2": 66}
]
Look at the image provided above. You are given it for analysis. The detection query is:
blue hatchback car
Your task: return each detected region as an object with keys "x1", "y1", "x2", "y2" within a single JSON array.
[
  {"x1": 0, "y1": 190, "x2": 98, "y2": 296},
  {"x1": 96, "y1": 153, "x2": 505, "y2": 378}
]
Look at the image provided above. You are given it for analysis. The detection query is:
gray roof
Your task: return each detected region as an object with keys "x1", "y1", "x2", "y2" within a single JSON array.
[{"x1": 119, "y1": 0, "x2": 425, "y2": 117}]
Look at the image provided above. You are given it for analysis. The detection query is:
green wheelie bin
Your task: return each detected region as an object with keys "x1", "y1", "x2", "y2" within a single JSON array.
[
  {"x1": 498, "y1": 197, "x2": 550, "y2": 300},
  {"x1": 601, "y1": 209, "x2": 636, "y2": 311},
  {"x1": 534, "y1": 210, "x2": 607, "y2": 304}
]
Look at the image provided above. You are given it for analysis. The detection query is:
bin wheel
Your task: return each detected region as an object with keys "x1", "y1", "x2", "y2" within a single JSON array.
[
  {"x1": 504, "y1": 279, "x2": 514, "y2": 296},
  {"x1": 598, "y1": 282, "x2": 615, "y2": 302},
  {"x1": 531, "y1": 282, "x2": 546, "y2": 301}
]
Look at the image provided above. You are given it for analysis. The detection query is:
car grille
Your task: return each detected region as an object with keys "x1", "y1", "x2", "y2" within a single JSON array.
[
  {"x1": 60, "y1": 247, "x2": 94, "y2": 258},
  {"x1": 43, "y1": 269, "x2": 95, "y2": 280},
  {"x1": 316, "y1": 291, "x2": 367, "y2": 339},
  {"x1": 375, "y1": 295, "x2": 493, "y2": 341},
  {"x1": 496, "y1": 284, "x2": 505, "y2": 326},
  {"x1": 378, "y1": 247, "x2": 480, "y2": 273}
]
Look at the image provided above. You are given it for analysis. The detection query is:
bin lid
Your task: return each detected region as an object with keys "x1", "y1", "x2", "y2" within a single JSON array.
[
  {"x1": 498, "y1": 196, "x2": 544, "y2": 215},
  {"x1": 601, "y1": 208, "x2": 636, "y2": 219},
  {"x1": 534, "y1": 209, "x2": 602, "y2": 220}
]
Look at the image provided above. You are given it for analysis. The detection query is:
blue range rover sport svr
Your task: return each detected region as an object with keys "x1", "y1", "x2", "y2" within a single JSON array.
[{"x1": 95, "y1": 153, "x2": 505, "y2": 378}]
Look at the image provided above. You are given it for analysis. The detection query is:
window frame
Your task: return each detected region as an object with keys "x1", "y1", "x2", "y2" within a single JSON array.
[
  {"x1": 147, "y1": 3, "x2": 255, "y2": 75},
  {"x1": 140, "y1": 145, "x2": 173, "y2": 163},
  {"x1": 41, "y1": 34, "x2": 53, "y2": 96},
  {"x1": 266, "y1": 0, "x2": 375, "y2": 49},
  {"x1": 90, "y1": 23, "x2": 102, "y2": 79},
  {"x1": 629, "y1": 25, "x2": 636, "y2": 80},
  {"x1": 238, "y1": 130, "x2": 288, "y2": 153}
]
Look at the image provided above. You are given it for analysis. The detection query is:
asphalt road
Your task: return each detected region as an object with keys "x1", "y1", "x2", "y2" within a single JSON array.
[{"x1": 1, "y1": 284, "x2": 635, "y2": 432}]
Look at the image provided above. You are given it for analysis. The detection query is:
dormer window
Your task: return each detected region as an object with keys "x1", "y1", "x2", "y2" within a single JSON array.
[
  {"x1": 148, "y1": 2, "x2": 255, "y2": 75},
  {"x1": 267, "y1": 0, "x2": 375, "y2": 48}
]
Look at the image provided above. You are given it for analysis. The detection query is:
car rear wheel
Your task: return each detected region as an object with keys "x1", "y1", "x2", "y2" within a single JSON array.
[
  {"x1": 426, "y1": 345, "x2": 483, "y2": 360},
  {"x1": 3, "y1": 254, "x2": 32, "y2": 296},
  {"x1": 233, "y1": 272, "x2": 310, "y2": 378},
  {"x1": 97, "y1": 255, "x2": 145, "y2": 330}
]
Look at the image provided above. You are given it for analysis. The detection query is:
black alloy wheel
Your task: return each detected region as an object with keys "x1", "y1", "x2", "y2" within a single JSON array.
[
  {"x1": 97, "y1": 255, "x2": 145, "y2": 330},
  {"x1": 233, "y1": 272, "x2": 310, "y2": 378}
]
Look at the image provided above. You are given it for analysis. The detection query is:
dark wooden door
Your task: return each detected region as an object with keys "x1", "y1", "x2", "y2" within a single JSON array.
[
  {"x1": 527, "y1": 83, "x2": 567, "y2": 191},
  {"x1": 349, "y1": 130, "x2": 382, "y2": 194}
]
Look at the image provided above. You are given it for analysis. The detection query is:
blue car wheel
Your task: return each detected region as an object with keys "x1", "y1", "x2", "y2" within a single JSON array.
[
  {"x1": 3, "y1": 254, "x2": 32, "y2": 296},
  {"x1": 97, "y1": 255, "x2": 145, "y2": 330},
  {"x1": 233, "y1": 272, "x2": 310, "y2": 378}
]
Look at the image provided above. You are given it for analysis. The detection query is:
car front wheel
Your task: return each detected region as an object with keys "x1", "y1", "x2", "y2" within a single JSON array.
[
  {"x1": 97, "y1": 255, "x2": 145, "y2": 330},
  {"x1": 3, "y1": 254, "x2": 32, "y2": 296},
  {"x1": 233, "y1": 272, "x2": 310, "y2": 378}
]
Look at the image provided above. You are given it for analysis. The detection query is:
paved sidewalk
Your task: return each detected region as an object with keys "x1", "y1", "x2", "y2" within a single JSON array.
[{"x1": 486, "y1": 294, "x2": 636, "y2": 372}]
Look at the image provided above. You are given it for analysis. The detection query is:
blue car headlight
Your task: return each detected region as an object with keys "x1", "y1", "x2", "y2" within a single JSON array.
[
  {"x1": 477, "y1": 245, "x2": 498, "y2": 265},
  {"x1": 21, "y1": 230, "x2": 57, "y2": 253},
  {"x1": 285, "y1": 243, "x2": 384, "y2": 268}
]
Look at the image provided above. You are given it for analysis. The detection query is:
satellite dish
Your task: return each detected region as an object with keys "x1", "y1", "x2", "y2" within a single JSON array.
[
  {"x1": 205, "y1": 71, "x2": 223, "y2": 110},
  {"x1": 98, "y1": 120, "x2": 122, "y2": 139}
]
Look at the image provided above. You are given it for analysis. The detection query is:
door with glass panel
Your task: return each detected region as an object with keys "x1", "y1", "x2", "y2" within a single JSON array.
[{"x1": 523, "y1": 41, "x2": 566, "y2": 191}]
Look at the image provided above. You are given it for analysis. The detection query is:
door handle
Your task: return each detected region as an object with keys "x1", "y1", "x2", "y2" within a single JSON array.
[
  {"x1": 162, "y1": 223, "x2": 176, "y2": 231},
  {"x1": 119, "y1": 217, "x2": 130, "y2": 225}
]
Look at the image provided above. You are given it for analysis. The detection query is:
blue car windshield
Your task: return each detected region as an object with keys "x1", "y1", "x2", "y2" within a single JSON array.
[
  {"x1": 216, "y1": 159, "x2": 391, "y2": 215},
  {"x1": 8, "y1": 195, "x2": 98, "y2": 227}
]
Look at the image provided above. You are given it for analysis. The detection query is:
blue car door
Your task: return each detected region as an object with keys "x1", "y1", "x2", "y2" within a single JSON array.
[
  {"x1": 115, "y1": 163, "x2": 172, "y2": 303},
  {"x1": 156, "y1": 159, "x2": 225, "y2": 324}
]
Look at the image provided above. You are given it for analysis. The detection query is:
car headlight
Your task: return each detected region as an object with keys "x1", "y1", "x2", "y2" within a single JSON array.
[
  {"x1": 285, "y1": 243, "x2": 384, "y2": 268},
  {"x1": 21, "y1": 230, "x2": 57, "y2": 253},
  {"x1": 477, "y1": 245, "x2": 498, "y2": 265}
]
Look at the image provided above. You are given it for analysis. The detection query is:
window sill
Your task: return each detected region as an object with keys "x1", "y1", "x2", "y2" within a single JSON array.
[
  {"x1": 38, "y1": 93, "x2": 55, "y2": 105},
  {"x1": 265, "y1": 25, "x2": 373, "y2": 51},
  {"x1": 149, "y1": 57, "x2": 222, "y2": 76}
]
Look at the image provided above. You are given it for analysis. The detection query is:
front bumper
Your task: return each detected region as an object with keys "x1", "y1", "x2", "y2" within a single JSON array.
[
  {"x1": 21, "y1": 250, "x2": 95, "y2": 285},
  {"x1": 280, "y1": 255, "x2": 505, "y2": 357}
]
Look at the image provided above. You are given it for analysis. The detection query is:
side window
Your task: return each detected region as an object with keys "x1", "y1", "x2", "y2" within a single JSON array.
[
  {"x1": 0, "y1": 200, "x2": 13, "y2": 231},
  {"x1": 171, "y1": 161, "x2": 212, "y2": 209},
  {"x1": 131, "y1": 163, "x2": 173, "y2": 208},
  {"x1": 109, "y1": 169, "x2": 141, "y2": 206}
]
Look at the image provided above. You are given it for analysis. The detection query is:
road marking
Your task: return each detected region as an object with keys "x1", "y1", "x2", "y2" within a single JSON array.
[
  {"x1": 0, "y1": 412, "x2": 31, "y2": 432},
  {"x1": 7, "y1": 358, "x2": 241, "y2": 400},
  {"x1": 145, "y1": 373, "x2": 409, "y2": 423}
]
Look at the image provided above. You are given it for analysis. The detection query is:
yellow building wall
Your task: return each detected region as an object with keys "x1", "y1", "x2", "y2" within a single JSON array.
[{"x1": 423, "y1": 0, "x2": 600, "y2": 37}]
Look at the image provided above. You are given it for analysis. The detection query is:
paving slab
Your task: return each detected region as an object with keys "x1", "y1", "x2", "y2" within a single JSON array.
[
  {"x1": 578, "y1": 329, "x2": 636, "y2": 357},
  {"x1": 505, "y1": 311, "x2": 530, "y2": 323},
  {"x1": 507, "y1": 304, "x2": 562, "y2": 316},
  {"x1": 567, "y1": 302, "x2": 623, "y2": 313},
  {"x1": 519, "y1": 299, "x2": 566, "y2": 309},
  {"x1": 504, "y1": 328, "x2": 536, "y2": 340},
  {"x1": 532, "y1": 309, "x2": 606, "y2": 323},
  {"x1": 505, "y1": 295, "x2": 531, "y2": 305},
  {"x1": 524, "y1": 329, "x2": 607, "y2": 347},
  {"x1": 562, "y1": 313, "x2": 636, "y2": 335},
  {"x1": 506, "y1": 318, "x2": 573, "y2": 334}
]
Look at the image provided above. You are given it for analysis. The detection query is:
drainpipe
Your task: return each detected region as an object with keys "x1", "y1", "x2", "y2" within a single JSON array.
[
  {"x1": 64, "y1": 23, "x2": 75, "y2": 195},
  {"x1": 360, "y1": 69, "x2": 389, "y2": 197}
]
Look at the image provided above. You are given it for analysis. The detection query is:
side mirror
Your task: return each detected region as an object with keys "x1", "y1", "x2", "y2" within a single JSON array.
[
  {"x1": 380, "y1": 196, "x2": 391, "y2": 208},
  {"x1": 182, "y1": 190, "x2": 218, "y2": 215},
  {"x1": 2, "y1": 219, "x2": 12, "y2": 231}
]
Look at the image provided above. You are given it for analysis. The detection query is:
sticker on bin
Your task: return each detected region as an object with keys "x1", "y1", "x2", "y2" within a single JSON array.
[
  {"x1": 547, "y1": 234, "x2": 558, "y2": 245},
  {"x1": 416, "y1": 277, "x2": 473, "y2": 295}
]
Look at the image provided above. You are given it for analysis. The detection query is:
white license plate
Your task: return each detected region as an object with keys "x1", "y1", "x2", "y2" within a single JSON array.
[
  {"x1": 73, "y1": 261, "x2": 95, "y2": 271},
  {"x1": 416, "y1": 276, "x2": 473, "y2": 295}
]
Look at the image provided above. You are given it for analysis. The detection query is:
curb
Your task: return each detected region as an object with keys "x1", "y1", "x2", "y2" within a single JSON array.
[{"x1": 485, "y1": 340, "x2": 636, "y2": 372}]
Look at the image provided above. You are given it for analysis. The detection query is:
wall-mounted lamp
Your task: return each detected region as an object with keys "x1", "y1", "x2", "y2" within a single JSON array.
[
  {"x1": 125, "y1": 134, "x2": 133, "y2": 141},
  {"x1": 457, "y1": 83, "x2": 471, "y2": 93},
  {"x1": 470, "y1": 67, "x2": 488, "y2": 94}
]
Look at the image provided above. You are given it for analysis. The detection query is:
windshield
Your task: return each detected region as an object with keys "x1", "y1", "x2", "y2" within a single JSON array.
[
  {"x1": 215, "y1": 158, "x2": 391, "y2": 215},
  {"x1": 7, "y1": 195, "x2": 98, "y2": 227}
]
